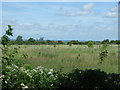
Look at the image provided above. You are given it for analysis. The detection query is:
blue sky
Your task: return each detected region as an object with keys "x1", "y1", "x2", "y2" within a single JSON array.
[{"x1": 2, "y1": 2, "x2": 118, "y2": 41}]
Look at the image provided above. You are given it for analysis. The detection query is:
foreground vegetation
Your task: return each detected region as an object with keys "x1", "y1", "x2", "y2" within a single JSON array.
[{"x1": 1, "y1": 25, "x2": 120, "y2": 89}]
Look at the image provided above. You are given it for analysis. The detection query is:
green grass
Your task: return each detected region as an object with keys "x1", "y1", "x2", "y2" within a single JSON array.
[{"x1": 11, "y1": 45, "x2": 118, "y2": 73}]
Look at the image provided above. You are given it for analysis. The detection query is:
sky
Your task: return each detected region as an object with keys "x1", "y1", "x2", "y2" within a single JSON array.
[{"x1": 2, "y1": 2, "x2": 118, "y2": 41}]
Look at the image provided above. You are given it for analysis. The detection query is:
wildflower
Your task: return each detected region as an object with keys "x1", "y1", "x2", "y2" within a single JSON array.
[
  {"x1": 40, "y1": 70, "x2": 43, "y2": 74},
  {"x1": 21, "y1": 83, "x2": 25, "y2": 86},
  {"x1": 2, "y1": 75, "x2": 5, "y2": 78},
  {"x1": 48, "y1": 72, "x2": 52, "y2": 74},
  {"x1": 32, "y1": 69, "x2": 37, "y2": 72},
  {"x1": 13, "y1": 69, "x2": 16, "y2": 71},
  {"x1": 5, "y1": 81, "x2": 7, "y2": 84},
  {"x1": 55, "y1": 75, "x2": 58, "y2": 78},
  {"x1": 50, "y1": 69, "x2": 53, "y2": 72},
  {"x1": 22, "y1": 86, "x2": 28, "y2": 89},
  {"x1": 51, "y1": 84, "x2": 53, "y2": 86},
  {"x1": 36, "y1": 66, "x2": 44, "y2": 70},
  {"x1": 12, "y1": 64, "x2": 19, "y2": 68},
  {"x1": 21, "y1": 83, "x2": 28, "y2": 89},
  {"x1": 6, "y1": 66, "x2": 12, "y2": 69}
]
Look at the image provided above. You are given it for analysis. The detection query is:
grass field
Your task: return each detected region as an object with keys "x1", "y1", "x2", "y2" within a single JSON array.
[{"x1": 11, "y1": 45, "x2": 118, "y2": 73}]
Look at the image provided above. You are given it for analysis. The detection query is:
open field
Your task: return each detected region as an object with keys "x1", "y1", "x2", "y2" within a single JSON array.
[{"x1": 11, "y1": 45, "x2": 118, "y2": 73}]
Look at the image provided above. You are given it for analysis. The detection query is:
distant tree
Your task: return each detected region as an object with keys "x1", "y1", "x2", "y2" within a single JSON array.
[
  {"x1": 102, "y1": 39, "x2": 109, "y2": 49},
  {"x1": 110, "y1": 40, "x2": 116, "y2": 44},
  {"x1": 16, "y1": 36, "x2": 23, "y2": 42},
  {"x1": 67, "y1": 40, "x2": 79, "y2": 45},
  {"x1": 102, "y1": 39, "x2": 109, "y2": 44},
  {"x1": 39, "y1": 37, "x2": 44, "y2": 42},
  {"x1": 27, "y1": 38, "x2": 36, "y2": 44},
  {"x1": 46, "y1": 40, "x2": 54, "y2": 45},
  {"x1": 88, "y1": 40, "x2": 94, "y2": 48},
  {"x1": 71, "y1": 40, "x2": 79, "y2": 44},
  {"x1": 116, "y1": 40, "x2": 120, "y2": 44},
  {"x1": 15, "y1": 36, "x2": 24, "y2": 45},
  {"x1": 57, "y1": 40, "x2": 64, "y2": 44}
]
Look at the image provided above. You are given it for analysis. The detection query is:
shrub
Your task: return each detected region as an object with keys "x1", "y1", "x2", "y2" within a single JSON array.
[{"x1": 88, "y1": 41, "x2": 94, "y2": 48}]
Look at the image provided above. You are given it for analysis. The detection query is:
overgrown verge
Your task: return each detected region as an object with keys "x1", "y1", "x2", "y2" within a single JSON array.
[{"x1": 1, "y1": 25, "x2": 120, "y2": 89}]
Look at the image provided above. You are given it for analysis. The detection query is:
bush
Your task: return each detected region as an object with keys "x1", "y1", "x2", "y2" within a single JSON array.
[
  {"x1": 2, "y1": 66, "x2": 120, "y2": 89},
  {"x1": 88, "y1": 41, "x2": 94, "y2": 48}
]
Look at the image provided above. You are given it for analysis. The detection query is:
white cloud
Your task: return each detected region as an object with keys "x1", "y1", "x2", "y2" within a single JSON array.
[
  {"x1": 58, "y1": 3, "x2": 95, "y2": 16},
  {"x1": 105, "y1": 7, "x2": 118, "y2": 18}
]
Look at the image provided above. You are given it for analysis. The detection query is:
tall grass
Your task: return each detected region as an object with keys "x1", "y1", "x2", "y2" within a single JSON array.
[{"x1": 11, "y1": 45, "x2": 118, "y2": 73}]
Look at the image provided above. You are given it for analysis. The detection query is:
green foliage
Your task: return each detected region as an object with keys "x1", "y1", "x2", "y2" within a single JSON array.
[
  {"x1": 102, "y1": 43, "x2": 108, "y2": 50},
  {"x1": 88, "y1": 40, "x2": 94, "y2": 48},
  {"x1": 56, "y1": 69, "x2": 120, "y2": 89},
  {"x1": 22, "y1": 54, "x2": 28, "y2": 59},
  {"x1": 102, "y1": 39, "x2": 109, "y2": 44},
  {"x1": 2, "y1": 66, "x2": 120, "y2": 89},
  {"x1": 27, "y1": 38, "x2": 36, "y2": 44},
  {"x1": 57, "y1": 40, "x2": 64, "y2": 44},
  {"x1": 16, "y1": 36, "x2": 23, "y2": 42},
  {"x1": 68, "y1": 42, "x2": 72, "y2": 46},
  {"x1": 67, "y1": 40, "x2": 80, "y2": 45},
  {"x1": 5, "y1": 25, "x2": 13, "y2": 36},
  {"x1": 1, "y1": 35, "x2": 10, "y2": 47},
  {"x1": 53, "y1": 44, "x2": 57, "y2": 48},
  {"x1": 1, "y1": 25, "x2": 13, "y2": 47},
  {"x1": 99, "y1": 50, "x2": 108, "y2": 64},
  {"x1": 15, "y1": 36, "x2": 24, "y2": 45}
]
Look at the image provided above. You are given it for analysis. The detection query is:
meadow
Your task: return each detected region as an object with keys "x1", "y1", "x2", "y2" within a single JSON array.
[{"x1": 12, "y1": 44, "x2": 118, "y2": 73}]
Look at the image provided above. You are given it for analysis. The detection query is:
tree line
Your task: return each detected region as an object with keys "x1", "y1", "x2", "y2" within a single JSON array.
[{"x1": 1, "y1": 35, "x2": 120, "y2": 45}]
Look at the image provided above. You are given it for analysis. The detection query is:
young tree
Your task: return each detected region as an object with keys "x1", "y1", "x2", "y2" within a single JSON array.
[
  {"x1": 1, "y1": 25, "x2": 13, "y2": 47},
  {"x1": 88, "y1": 40, "x2": 94, "y2": 48}
]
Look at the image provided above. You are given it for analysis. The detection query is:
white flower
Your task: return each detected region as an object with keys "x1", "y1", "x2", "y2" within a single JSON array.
[
  {"x1": 13, "y1": 69, "x2": 16, "y2": 71},
  {"x1": 48, "y1": 72, "x2": 52, "y2": 74},
  {"x1": 21, "y1": 83, "x2": 25, "y2": 86},
  {"x1": 22, "y1": 86, "x2": 28, "y2": 89},
  {"x1": 20, "y1": 67, "x2": 25, "y2": 72},
  {"x1": 21, "y1": 83, "x2": 28, "y2": 89},
  {"x1": 50, "y1": 69, "x2": 53, "y2": 72},
  {"x1": 36, "y1": 66, "x2": 44, "y2": 70},
  {"x1": 2, "y1": 75, "x2": 5, "y2": 78},
  {"x1": 40, "y1": 71, "x2": 43, "y2": 74},
  {"x1": 5, "y1": 81, "x2": 7, "y2": 84},
  {"x1": 32, "y1": 69, "x2": 37, "y2": 72},
  {"x1": 51, "y1": 84, "x2": 53, "y2": 86},
  {"x1": 6, "y1": 66, "x2": 12, "y2": 69},
  {"x1": 12, "y1": 64, "x2": 19, "y2": 68}
]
